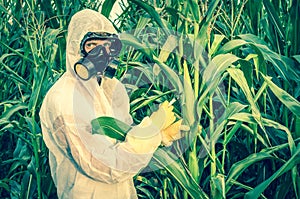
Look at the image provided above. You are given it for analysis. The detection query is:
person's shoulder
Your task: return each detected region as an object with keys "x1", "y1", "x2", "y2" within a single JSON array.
[{"x1": 45, "y1": 74, "x2": 76, "y2": 100}]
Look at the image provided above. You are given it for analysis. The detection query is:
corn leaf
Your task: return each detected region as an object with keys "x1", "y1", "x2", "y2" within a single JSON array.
[
  {"x1": 91, "y1": 116, "x2": 131, "y2": 141},
  {"x1": 209, "y1": 34, "x2": 225, "y2": 56},
  {"x1": 0, "y1": 53, "x2": 29, "y2": 86},
  {"x1": 225, "y1": 152, "x2": 274, "y2": 193},
  {"x1": 152, "y1": 148, "x2": 209, "y2": 199},
  {"x1": 128, "y1": 0, "x2": 170, "y2": 35},
  {"x1": 227, "y1": 68, "x2": 262, "y2": 127},
  {"x1": 262, "y1": 74, "x2": 300, "y2": 118},
  {"x1": 262, "y1": 0, "x2": 285, "y2": 39},
  {"x1": 1, "y1": 103, "x2": 27, "y2": 121},
  {"x1": 229, "y1": 112, "x2": 296, "y2": 153},
  {"x1": 120, "y1": 33, "x2": 153, "y2": 59},
  {"x1": 187, "y1": 0, "x2": 200, "y2": 21},
  {"x1": 244, "y1": 145, "x2": 300, "y2": 199},
  {"x1": 183, "y1": 59, "x2": 195, "y2": 125},
  {"x1": 101, "y1": 0, "x2": 117, "y2": 18},
  {"x1": 196, "y1": 0, "x2": 220, "y2": 48},
  {"x1": 200, "y1": 53, "x2": 239, "y2": 96},
  {"x1": 217, "y1": 38, "x2": 266, "y2": 78}
]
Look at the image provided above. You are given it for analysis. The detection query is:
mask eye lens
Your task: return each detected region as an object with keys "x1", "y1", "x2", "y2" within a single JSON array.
[
  {"x1": 80, "y1": 32, "x2": 122, "y2": 56},
  {"x1": 109, "y1": 39, "x2": 122, "y2": 57},
  {"x1": 85, "y1": 42, "x2": 97, "y2": 52},
  {"x1": 103, "y1": 42, "x2": 112, "y2": 48}
]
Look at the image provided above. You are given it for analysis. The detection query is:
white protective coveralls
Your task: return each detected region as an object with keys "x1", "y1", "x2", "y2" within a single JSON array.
[{"x1": 39, "y1": 9, "x2": 162, "y2": 199}]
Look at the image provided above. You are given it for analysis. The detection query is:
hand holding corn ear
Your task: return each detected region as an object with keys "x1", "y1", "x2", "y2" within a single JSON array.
[
  {"x1": 149, "y1": 100, "x2": 190, "y2": 147},
  {"x1": 161, "y1": 119, "x2": 190, "y2": 147},
  {"x1": 149, "y1": 101, "x2": 176, "y2": 130}
]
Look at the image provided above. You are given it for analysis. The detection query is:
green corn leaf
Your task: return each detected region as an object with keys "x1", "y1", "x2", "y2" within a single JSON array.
[
  {"x1": 130, "y1": 90, "x2": 173, "y2": 113},
  {"x1": 217, "y1": 39, "x2": 248, "y2": 53},
  {"x1": 209, "y1": 34, "x2": 225, "y2": 56},
  {"x1": 128, "y1": 0, "x2": 170, "y2": 35},
  {"x1": 135, "y1": 175, "x2": 160, "y2": 191},
  {"x1": 120, "y1": 33, "x2": 153, "y2": 59},
  {"x1": 187, "y1": 0, "x2": 200, "y2": 21},
  {"x1": 28, "y1": 67, "x2": 48, "y2": 112},
  {"x1": 136, "y1": 186, "x2": 155, "y2": 199},
  {"x1": 1, "y1": 103, "x2": 27, "y2": 121},
  {"x1": 153, "y1": 35, "x2": 178, "y2": 75},
  {"x1": 0, "y1": 41, "x2": 35, "y2": 64},
  {"x1": 101, "y1": 0, "x2": 117, "y2": 18},
  {"x1": 227, "y1": 68, "x2": 262, "y2": 127},
  {"x1": 287, "y1": 0, "x2": 300, "y2": 55},
  {"x1": 292, "y1": 166, "x2": 300, "y2": 199},
  {"x1": 0, "y1": 3, "x2": 8, "y2": 13},
  {"x1": 262, "y1": 117, "x2": 296, "y2": 152},
  {"x1": 217, "y1": 35, "x2": 300, "y2": 82},
  {"x1": 245, "y1": 0, "x2": 263, "y2": 35},
  {"x1": 293, "y1": 55, "x2": 300, "y2": 64},
  {"x1": 211, "y1": 173, "x2": 225, "y2": 198},
  {"x1": 244, "y1": 145, "x2": 300, "y2": 199},
  {"x1": 217, "y1": 37, "x2": 266, "y2": 78},
  {"x1": 230, "y1": 112, "x2": 296, "y2": 153},
  {"x1": 152, "y1": 56, "x2": 184, "y2": 94},
  {"x1": 262, "y1": 0, "x2": 285, "y2": 39},
  {"x1": 126, "y1": 61, "x2": 155, "y2": 85},
  {"x1": 152, "y1": 149, "x2": 209, "y2": 199},
  {"x1": 203, "y1": 54, "x2": 239, "y2": 86},
  {"x1": 218, "y1": 102, "x2": 248, "y2": 123},
  {"x1": 228, "y1": 113, "x2": 269, "y2": 147},
  {"x1": 225, "y1": 152, "x2": 274, "y2": 193},
  {"x1": 0, "y1": 180, "x2": 10, "y2": 193},
  {"x1": 238, "y1": 34, "x2": 299, "y2": 81},
  {"x1": 182, "y1": 59, "x2": 195, "y2": 125},
  {"x1": 24, "y1": 116, "x2": 42, "y2": 137},
  {"x1": 197, "y1": 53, "x2": 239, "y2": 118},
  {"x1": 211, "y1": 102, "x2": 248, "y2": 144},
  {"x1": 0, "y1": 53, "x2": 29, "y2": 86},
  {"x1": 200, "y1": 53, "x2": 239, "y2": 95},
  {"x1": 120, "y1": 29, "x2": 183, "y2": 97},
  {"x1": 44, "y1": 27, "x2": 60, "y2": 63},
  {"x1": 158, "y1": 35, "x2": 178, "y2": 63},
  {"x1": 255, "y1": 43, "x2": 296, "y2": 81},
  {"x1": 195, "y1": 0, "x2": 220, "y2": 49},
  {"x1": 262, "y1": 74, "x2": 300, "y2": 118},
  {"x1": 135, "y1": 17, "x2": 152, "y2": 36},
  {"x1": 91, "y1": 116, "x2": 132, "y2": 141},
  {"x1": 241, "y1": 53, "x2": 256, "y2": 88}
]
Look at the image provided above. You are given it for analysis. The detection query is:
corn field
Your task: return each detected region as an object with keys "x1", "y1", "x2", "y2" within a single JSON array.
[{"x1": 1, "y1": 0, "x2": 300, "y2": 198}]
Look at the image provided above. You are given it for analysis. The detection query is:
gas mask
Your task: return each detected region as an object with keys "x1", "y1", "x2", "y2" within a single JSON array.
[{"x1": 74, "y1": 32, "x2": 122, "y2": 80}]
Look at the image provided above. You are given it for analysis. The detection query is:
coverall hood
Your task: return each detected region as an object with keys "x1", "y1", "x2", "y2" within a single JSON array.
[{"x1": 66, "y1": 9, "x2": 117, "y2": 77}]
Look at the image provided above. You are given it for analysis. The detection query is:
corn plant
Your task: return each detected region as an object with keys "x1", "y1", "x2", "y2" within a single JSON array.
[{"x1": 116, "y1": 0, "x2": 300, "y2": 198}]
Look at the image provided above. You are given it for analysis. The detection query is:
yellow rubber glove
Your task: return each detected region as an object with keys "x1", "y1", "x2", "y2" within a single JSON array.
[
  {"x1": 161, "y1": 119, "x2": 190, "y2": 147},
  {"x1": 149, "y1": 101, "x2": 176, "y2": 130}
]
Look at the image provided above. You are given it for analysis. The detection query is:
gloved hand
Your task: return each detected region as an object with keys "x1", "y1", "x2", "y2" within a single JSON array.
[
  {"x1": 149, "y1": 101, "x2": 176, "y2": 130},
  {"x1": 161, "y1": 119, "x2": 190, "y2": 147},
  {"x1": 125, "y1": 101, "x2": 176, "y2": 154}
]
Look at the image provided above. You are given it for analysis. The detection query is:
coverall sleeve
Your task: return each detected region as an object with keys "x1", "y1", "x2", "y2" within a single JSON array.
[{"x1": 41, "y1": 98, "x2": 161, "y2": 184}]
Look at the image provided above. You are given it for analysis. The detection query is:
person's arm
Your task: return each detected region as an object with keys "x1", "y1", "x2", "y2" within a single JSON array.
[{"x1": 41, "y1": 111, "x2": 161, "y2": 184}]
